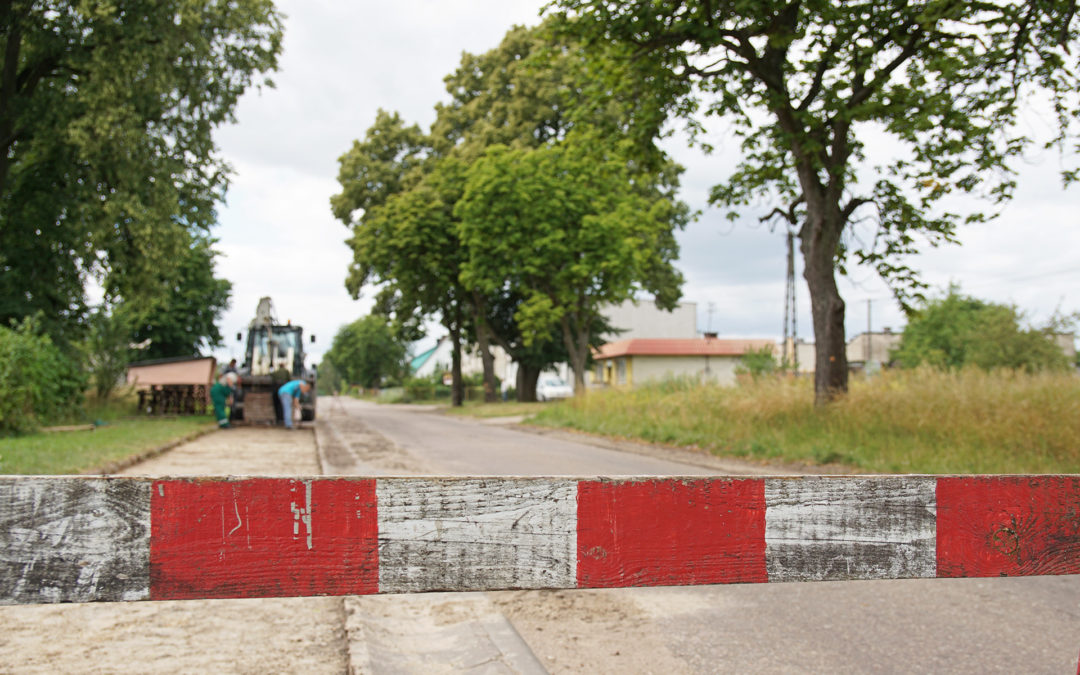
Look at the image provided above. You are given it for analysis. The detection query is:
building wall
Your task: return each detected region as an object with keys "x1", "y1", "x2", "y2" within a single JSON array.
[
  {"x1": 626, "y1": 355, "x2": 742, "y2": 386},
  {"x1": 601, "y1": 300, "x2": 698, "y2": 341}
]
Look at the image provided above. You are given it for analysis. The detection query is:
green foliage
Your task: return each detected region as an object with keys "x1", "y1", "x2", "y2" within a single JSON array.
[
  {"x1": 126, "y1": 234, "x2": 233, "y2": 360},
  {"x1": 325, "y1": 316, "x2": 409, "y2": 389},
  {"x1": 332, "y1": 19, "x2": 689, "y2": 401},
  {"x1": 314, "y1": 359, "x2": 343, "y2": 396},
  {"x1": 551, "y1": 0, "x2": 1080, "y2": 402},
  {"x1": 456, "y1": 131, "x2": 687, "y2": 387},
  {"x1": 893, "y1": 288, "x2": 1072, "y2": 373},
  {"x1": 0, "y1": 1, "x2": 282, "y2": 342},
  {"x1": 0, "y1": 317, "x2": 87, "y2": 434},
  {"x1": 82, "y1": 306, "x2": 134, "y2": 401},
  {"x1": 735, "y1": 346, "x2": 779, "y2": 379}
]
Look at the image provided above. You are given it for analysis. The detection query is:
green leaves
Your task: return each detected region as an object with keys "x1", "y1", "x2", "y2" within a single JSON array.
[
  {"x1": 892, "y1": 287, "x2": 1072, "y2": 373},
  {"x1": 0, "y1": 317, "x2": 88, "y2": 434},
  {"x1": 324, "y1": 315, "x2": 409, "y2": 389},
  {"x1": 0, "y1": 1, "x2": 282, "y2": 337}
]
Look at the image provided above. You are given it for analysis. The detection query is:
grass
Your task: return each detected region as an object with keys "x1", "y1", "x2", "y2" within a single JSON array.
[
  {"x1": 443, "y1": 400, "x2": 551, "y2": 418},
  {"x1": 0, "y1": 390, "x2": 214, "y2": 475},
  {"x1": 531, "y1": 368, "x2": 1080, "y2": 474}
]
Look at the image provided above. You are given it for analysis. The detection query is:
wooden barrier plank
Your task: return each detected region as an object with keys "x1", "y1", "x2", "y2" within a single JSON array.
[
  {"x1": 577, "y1": 478, "x2": 767, "y2": 588},
  {"x1": 0, "y1": 478, "x2": 150, "y2": 604},
  {"x1": 150, "y1": 478, "x2": 378, "y2": 600},
  {"x1": 764, "y1": 476, "x2": 937, "y2": 582},
  {"x1": 377, "y1": 478, "x2": 577, "y2": 593},
  {"x1": 0, "y1": 475, "x2": 1077, "y2": 605}
]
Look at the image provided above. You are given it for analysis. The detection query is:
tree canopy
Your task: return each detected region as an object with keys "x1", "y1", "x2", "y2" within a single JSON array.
[
  {"x1": 892, "y1": 288, "x2": 1072, "y2": 373},
  {"x1": 126, "y1": 234, "x2": 232, "y2": 360},
  {"x1": 332, "y1": 19, "x2": 688, "y2": 400},
  {"x1": 456, "y1": 132, "x2": 687, "y2": 390},
  {"x1": 550, "y1": 0, "x2": 1080, "y2": 403},
  {"x1": 0, "y1": 1, "x2": 282, "y2": 340},
  {"x1": 324, "y1": 315, "x2": 409, "y2": 390}
]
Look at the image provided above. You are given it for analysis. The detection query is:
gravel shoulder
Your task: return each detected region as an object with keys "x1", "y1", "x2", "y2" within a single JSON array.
[{"x1": 0, "y1": 427, "x2": 350, "y2": 675}]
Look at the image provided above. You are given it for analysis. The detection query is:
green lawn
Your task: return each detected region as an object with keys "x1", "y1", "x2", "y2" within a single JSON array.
[{"x1": 0, "y1": 416, "x2": 214, "y2": 475}]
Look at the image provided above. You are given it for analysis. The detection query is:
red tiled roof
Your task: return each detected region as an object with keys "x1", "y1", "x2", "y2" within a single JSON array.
[{"x1": 594, "y1": 338, "x2": 776, "y2": 359}]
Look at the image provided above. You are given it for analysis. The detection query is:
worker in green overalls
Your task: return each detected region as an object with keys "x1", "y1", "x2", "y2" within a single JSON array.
[{"x1": 210, "y1": 372, "x2": 239, "y2": 429}]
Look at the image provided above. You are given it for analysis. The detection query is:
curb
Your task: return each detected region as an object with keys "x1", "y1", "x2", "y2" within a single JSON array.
[{"x1": 83, "y1": 424, "x2": 218, "y2": 475}]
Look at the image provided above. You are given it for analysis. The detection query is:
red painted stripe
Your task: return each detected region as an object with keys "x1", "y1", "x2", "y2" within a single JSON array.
[
  {"x1": 937, "y1": 476, "x2": 1080, "y2": 578},
  {"x1": 150, "y1": 478, "x2": 378, "y2": 600},
  {"x1": 577, "y1": 478, "x2": 767, "y2": 588}
]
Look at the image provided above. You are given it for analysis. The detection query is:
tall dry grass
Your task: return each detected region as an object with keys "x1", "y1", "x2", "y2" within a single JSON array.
[{"x1": 532, "y1": 368, "x2": 1080, "y2": 474}]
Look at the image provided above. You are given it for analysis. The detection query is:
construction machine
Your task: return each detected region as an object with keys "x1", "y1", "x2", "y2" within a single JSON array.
[{"x1": 230, "y1": 297, "x2": 317, "y2": 425}]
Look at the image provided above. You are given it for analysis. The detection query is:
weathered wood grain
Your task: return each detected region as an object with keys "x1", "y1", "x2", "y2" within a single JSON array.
[
  {"x1": 577, "y1": 478, "x2": 767, "y2": 588},
  {"x1": 150, "y1": 478, "x2": 378, "y2": 600},
  {"x1": 376, "y1": 478, "x2": 577, "y2": 593},
  {"x1": 937, "y1": 476, "x2": 1080, "y2": 578},
  {"x1": 0, "y1": 477, "x2": 150, "y2": 604},
  {"x1": 765, "y1": 476, "x2": 938, "y2": 582},
  {"x1": 0, "y1": 474, "x2": 1077, "y2": 604}
]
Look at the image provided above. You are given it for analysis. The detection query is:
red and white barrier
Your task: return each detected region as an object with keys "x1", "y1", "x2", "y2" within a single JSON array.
[{"x1": 1, "y1": 475, "x2": 1077, "y2": 604}]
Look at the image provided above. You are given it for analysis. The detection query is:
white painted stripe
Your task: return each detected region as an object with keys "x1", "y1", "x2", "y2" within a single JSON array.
[
  {"x1": 764, "y1": 477, "x2": 937, "y2": 582},
  {"x1": 376, "y1": 478, "x2": 577, "y2": 593},
  {"x1": 0, "y1": 478, "x2": 150, "y2": 604}
]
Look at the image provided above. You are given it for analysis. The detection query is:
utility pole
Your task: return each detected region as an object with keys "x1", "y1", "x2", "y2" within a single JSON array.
[
  {"x1": 866, "y1": 298, "x2": 872, "y2": 364},
  {"x1": 782, "y1": 229, "x2": 798, "y2": 373}
]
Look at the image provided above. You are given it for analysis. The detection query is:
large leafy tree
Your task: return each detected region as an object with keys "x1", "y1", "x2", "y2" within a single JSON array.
[
  {"x1": 331, "y1": 112, "x2": 474, "y2": 404},
  {"x1": 893, "y1": 288, "x2": 1072, "y2": 373},
  {"x1": 325, "y1": 315, "x2": 409, "y2": 390},
  {"x1": 456, "y1": 132, "x2": 687, "y2": 392},
  {"x1": 333, "y1": 20, "x2": 689, "y2": 402},
  {"x1": 0, "y1": 1, "x2": 282, "y2": 338},
  {"x1": 125, "y1": 234, "x2": 232, "y2": 360},
  {"x1": 551, "y1": 0, "x2": 1080, "y2": 404}
]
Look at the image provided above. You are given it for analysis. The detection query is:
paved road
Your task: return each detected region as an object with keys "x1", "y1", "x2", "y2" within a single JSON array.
[{"x1": 325, "y1": 397, "x2": 1080, "y2": 674}]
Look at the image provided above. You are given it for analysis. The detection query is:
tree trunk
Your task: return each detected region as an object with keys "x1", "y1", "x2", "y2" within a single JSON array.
[
  {"x1": 560, "y1": 313, "x2": 590, "y2": 396},
  {"x1": 472, "y1": 294, "x2": 498, "y2": 403},
  {"x1": 516, "y1": 364, "x2": 540, "y2": 402},
  {"x1": 800, "y1": 213, "x2": 848, "y2": 406},
  {"x1": 449, "y1": 322, "x2": 464, "y2": 407}
]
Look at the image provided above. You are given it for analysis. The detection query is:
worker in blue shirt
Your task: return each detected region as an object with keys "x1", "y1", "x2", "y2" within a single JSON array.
[{"x1": 277, "y1": 379, "x2": 311, "y2": 429}]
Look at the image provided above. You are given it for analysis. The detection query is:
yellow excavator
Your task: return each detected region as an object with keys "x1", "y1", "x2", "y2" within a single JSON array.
[{"x1": 231, "y1": 297, "x2": 317, "y2": 425}]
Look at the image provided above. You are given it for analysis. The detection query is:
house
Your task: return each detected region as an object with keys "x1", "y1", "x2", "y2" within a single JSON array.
[
  {"x1": 591, "y1": 336, "x2": 777, "y2": 387},
  {"x1": 846, "y1": 329, "x2": 903, "y2": 372}
]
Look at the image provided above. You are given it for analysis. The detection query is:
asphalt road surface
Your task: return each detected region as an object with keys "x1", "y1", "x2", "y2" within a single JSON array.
[{"x1": 323, "y1": 397, "x2": 1080, "y2": 674}]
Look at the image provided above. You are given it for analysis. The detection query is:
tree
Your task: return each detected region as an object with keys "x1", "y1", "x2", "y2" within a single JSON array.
[
  {"x1": 83, "y1": 306, "x2": 134, "y2": 401},
  {"x1": 551, "y1": 0, "x2": 1080, "y2": 404},
  {"x1": 892, "y1": 288, "x2": 1071, "y2": 373},
  {"x1": 0, "y1": 1, "x2": 282, "y2": 340},
  {"x1": 333, "y1": 20, "x2": 690, "y2": 403},
  {"x1": 456, "y1": 132, "x2": 687, "y2": 392},
  {"x1": 125, "y1": 234, "x2": 232, "y2": 360},
  {"x1": 324, "y1": 316, "x2": 409, "y2": 390}
]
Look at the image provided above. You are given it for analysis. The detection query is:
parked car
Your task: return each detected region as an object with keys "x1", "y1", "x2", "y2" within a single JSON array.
[{"x1": 536, "y1": 375, "x2": 573, "y2": 401}]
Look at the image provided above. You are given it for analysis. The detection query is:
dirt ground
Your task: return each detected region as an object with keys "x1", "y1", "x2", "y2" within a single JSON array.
[{"x1": 0, "y1": 428, "x2": 350, "y2": 675}]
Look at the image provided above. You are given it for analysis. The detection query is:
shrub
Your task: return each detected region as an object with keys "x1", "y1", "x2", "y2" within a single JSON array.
[{"x1": 0, "y1": 317, "x2": 87, "y2": 434}]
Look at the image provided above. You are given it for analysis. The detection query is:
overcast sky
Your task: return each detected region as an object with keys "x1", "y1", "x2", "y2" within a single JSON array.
[{"x1": 210, "y1": 1, "x2": 1080, "y2": 365}]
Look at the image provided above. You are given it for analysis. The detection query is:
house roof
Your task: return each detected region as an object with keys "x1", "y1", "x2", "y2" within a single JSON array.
[
  {"x1": 594, "y1": 338, "x2": 776, "y2": 359},
  {"x1": 409, "y1": 343, "x2": 439, "y2": 372}
]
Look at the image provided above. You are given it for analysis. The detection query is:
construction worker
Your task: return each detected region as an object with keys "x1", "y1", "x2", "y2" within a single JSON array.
[
  {"x1": 210, "y1": 372, "x2": 239, "y2": 429},
  {"x1": 277, "y1": 379, "x2": 311, "y2": 429}
]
